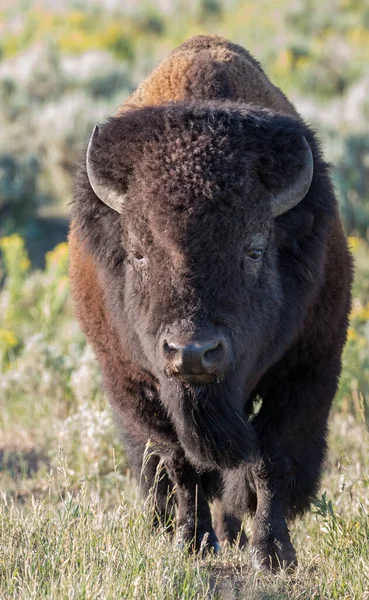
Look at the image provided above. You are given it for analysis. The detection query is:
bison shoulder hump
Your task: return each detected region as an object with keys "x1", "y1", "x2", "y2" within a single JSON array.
[{"x1": 118, "y1": 34, "x2": 297, "y2": 116}]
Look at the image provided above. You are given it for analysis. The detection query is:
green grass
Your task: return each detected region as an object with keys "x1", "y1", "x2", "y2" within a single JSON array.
[{"x1": 0, "y1": 235, "x2": 368, "y2": 599}]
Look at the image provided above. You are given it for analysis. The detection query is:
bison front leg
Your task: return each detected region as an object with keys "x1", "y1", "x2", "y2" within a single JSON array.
[
  {"x1": 249, "y1": 357, "x2": 339, "y2": 571},
  {"x1": 165, "y1": 453, "x2": 220, "y2": 554},
  {"x1": 250, "y1": 459, "x2": 297, "y2": 571}
]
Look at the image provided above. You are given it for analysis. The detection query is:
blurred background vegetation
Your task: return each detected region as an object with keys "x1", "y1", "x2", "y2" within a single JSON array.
[
  {"x1": 0, "y1": 0, "x2": 368, "y2": 493},
  {"x1": 1, "y1": 0, "x2": 369, "y2": 251}
]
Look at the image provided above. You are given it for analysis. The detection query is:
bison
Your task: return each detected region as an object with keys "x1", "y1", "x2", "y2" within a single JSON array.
[{"x1": 69, "y1": 35, "x2": 352, "y2": 570}]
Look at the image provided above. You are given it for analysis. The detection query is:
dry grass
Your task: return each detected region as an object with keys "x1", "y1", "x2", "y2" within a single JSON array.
[{"x1": 0, "y1": 407, "x2": 368, "y2": 599}]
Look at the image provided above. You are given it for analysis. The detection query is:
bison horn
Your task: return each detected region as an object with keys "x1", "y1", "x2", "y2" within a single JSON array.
[
  {"x1": 271, "y1": 137, "x2": 313, "y2": 217},
  {"x1": 86, "y1": 125, "x2": 125, "y2": 213}
]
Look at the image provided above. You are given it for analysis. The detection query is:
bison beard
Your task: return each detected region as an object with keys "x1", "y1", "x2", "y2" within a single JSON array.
[{"x1": 160, "y1": 379, "x2": 256, "y2": 469}]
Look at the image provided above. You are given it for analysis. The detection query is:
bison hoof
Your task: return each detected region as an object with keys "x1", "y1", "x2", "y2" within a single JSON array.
[
  {"x1": 177, "y1": 526, "x2": 220, "y2": 556},
  {"x1": 250, "y1": 540, "x2": 297, "y2": 573}
]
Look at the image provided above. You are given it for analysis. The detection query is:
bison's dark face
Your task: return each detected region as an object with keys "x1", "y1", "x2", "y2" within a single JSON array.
[{"x1": 85, "y1": 103, "x2": 314, "y2": 468}]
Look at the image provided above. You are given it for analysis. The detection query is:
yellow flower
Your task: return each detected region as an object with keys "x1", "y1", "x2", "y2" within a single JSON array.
[
  {"x1": 0, "y1": 329, "x2": 17, "y2": 349},
  {"x1": 0, "y1": 234, "x2": 30, "y2": 275},
  {"x1": 348, "y1": 236, "x2": 361, "y2": 252},
  {"x1": 65, "y1": 10, "x2": 88, "y2": 28},
  {"x1": 45, "y1": 242, "x2": 69, "y2": 274},
  {"x1": 347, "y1": 328, "x2": 358, "y2": 342}
]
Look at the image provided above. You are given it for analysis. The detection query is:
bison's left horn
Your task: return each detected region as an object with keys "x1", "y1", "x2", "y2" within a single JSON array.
[
  {"x1": 86, "y1": 125, "x2": 125, "y2": 213},
  {"x1": 271, "y1": 137, "x2": 313, "y2": 218}
]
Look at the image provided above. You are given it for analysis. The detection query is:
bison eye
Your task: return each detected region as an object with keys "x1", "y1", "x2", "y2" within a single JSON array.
[{"x1": 247, "y1": 248, "x2": 263, "y2": 261}]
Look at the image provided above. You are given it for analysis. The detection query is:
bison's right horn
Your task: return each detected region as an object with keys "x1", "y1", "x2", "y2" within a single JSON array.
[
  {"x1": 86, "y1": 125, "x2": 125, "y2": 213},
  {"x1": 271, "y1": 137, "x2": 313, "y2": 217}
]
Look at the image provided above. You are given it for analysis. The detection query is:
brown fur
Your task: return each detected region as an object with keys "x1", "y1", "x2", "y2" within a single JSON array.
[{"x1": 120, "y1": 35, "x2": 297, "y2": 116}]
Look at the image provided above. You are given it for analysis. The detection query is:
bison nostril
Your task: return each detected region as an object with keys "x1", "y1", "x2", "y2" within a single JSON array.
[
  {"x1": 202, "y1": 341, "x2": 224, "y2": 365},
  {"x1": 163, "y1": 341, "x2": 172, "y2": 353},
  {"x1": 163, "y1": 340, "x2": 180, "y2": 357}
]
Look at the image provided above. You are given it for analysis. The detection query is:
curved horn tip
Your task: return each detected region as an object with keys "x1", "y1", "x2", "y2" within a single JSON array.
[
  {"x1": 86, "y1": 125, "x2": 98, "y2": 150},
  {"x1": 271, "y1": 137, "x2": 314, "y2": 218},
  {"x1": 86, "y1": 125, "x2": 125, "y2": 214}
]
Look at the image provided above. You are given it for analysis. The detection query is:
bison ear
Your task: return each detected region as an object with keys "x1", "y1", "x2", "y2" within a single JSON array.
[
  {"x1": 270, "y1": 137, "x2": 313, "y2": 218},
  {"x1": 86, "y1": 125, "x2": 126, "y2": 213}
]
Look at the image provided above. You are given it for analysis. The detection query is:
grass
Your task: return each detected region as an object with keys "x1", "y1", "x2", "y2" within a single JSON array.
[
  {"x1": 0, "y1": 415, "x2": 368, "y2": 599},
  {"x1": 0, "y1": 235, "x2": 368, "y2": 598}
]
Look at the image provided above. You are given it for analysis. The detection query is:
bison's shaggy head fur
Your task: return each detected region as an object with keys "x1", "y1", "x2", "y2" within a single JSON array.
[{"x1": 72, "y1": 102, "x2": 336, "y2": 468}]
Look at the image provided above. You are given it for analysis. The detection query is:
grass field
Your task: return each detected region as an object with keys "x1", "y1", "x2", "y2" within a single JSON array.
[
  {"x1": 0, "y1": 235, "x2": 368, "y2": 599},
  {"x1": 0, "y1": 415, "x2": 368, "y2": 599}
]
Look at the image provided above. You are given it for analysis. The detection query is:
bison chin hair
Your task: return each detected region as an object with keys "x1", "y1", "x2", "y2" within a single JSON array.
[{"x1": 160, "y1": 379, "x2": 256, "y2": 470}]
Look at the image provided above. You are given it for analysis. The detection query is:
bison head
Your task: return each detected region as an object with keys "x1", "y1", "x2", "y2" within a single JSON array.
[{"x1": 79, "y1": 103, "x2": 317, "y2": 469}]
